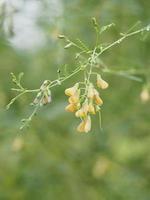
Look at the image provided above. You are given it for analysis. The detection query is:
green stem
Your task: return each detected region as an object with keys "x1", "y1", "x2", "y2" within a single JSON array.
[
  {"x1": 49, "y1": 66, "x2": 83, "y2": 89},
  {"x1": 96, "y1": 26, "x2": 148, "y2": 58}
]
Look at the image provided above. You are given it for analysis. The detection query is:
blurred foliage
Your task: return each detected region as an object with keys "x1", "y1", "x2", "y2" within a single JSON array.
[{"x1": 0, "y1": 0, "x2": 150, "y2": 199}]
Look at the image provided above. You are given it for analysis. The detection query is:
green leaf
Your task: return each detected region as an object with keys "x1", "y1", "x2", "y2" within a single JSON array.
[{"x1": 99, "y1": 23, "x2": 115, "y2": 34}]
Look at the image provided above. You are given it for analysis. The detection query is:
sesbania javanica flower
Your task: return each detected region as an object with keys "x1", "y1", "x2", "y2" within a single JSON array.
[
  {"x1": 77, "y1": 115, "x2": 91, "y2": 133},
  {"x1": 96, "y1": 74, "x2": 109, "y2": 89},
  {"x1": 65, "y1": 83, "x2": 79, "y2": 96},
  {"x1": 33, "y1": 80, "x2": 51, "y2": 106},
  {"x1": 65, "y1": 83, "x2": 80, "y2": 112}
]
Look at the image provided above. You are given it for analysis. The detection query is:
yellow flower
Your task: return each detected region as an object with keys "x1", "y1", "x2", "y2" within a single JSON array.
[
  {"x1": 88, "y1": 102, "x2": 96, "y2": 114},
  {"x1": 75, "y1": 109, "x2": 84, "y2": 118},
  {"x1": 84, "y1": 115, "x2": 91, "y2": 132},
  {"x1": 97, "y1": 74, "x2": 109, "y2": 89},
  {"x1": 140, "y1": 88, "x2": 150, "y2": 103},
  {"x1": 93, "y1": 89, "x2": 103, "y2": 106},
  {"x1": 75, "y1": 100, "x2": 89, "y2": 118},
  {"x1": 94, "y1": 95, "x2": 103, "y2": 105},
  {"x1": 65, "y1": 83, "x2": 79, "y2": 96},
  {"x1": 68, "y1": 92, "x2": 80, "y2": 104},
  {"x1": 77, "y1": 120, "x2": 85, "y2": 132},
  {"x1": 65, "y1": 103, "x2": 77, "y2": 112},
  {"x1": 77, "y1": 115, "x2": 91, "y2": 133}
]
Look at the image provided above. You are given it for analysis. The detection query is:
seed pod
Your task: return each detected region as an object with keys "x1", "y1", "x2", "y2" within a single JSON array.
[{"x1": 92, "y1": 17, "x2": 98, "y2": 28}]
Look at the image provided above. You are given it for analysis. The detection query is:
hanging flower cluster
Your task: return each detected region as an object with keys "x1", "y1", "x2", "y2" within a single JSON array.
[{"x1": 65, "y1": 75, "x2": 109, "y2": 133}]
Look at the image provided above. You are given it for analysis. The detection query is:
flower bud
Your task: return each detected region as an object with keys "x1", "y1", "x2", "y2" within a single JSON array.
[
  {"x1": 92, "y1": 17, "x2": 98, "y2": 28},
  {"x1": 64, "y1": 43, "x2": 73, "y2": 49},
  {"x1": 58, "y1": 34, "x2": 65, "y2": 39},
  {"x1": 42, "y1": 94, "x2": 52, "y2": 106},
  {"x1": 40, "y1": 80, "x2": 50, "y2": 91}
]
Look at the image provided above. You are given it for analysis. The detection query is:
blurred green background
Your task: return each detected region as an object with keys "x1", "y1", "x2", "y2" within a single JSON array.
[{"x1": 0, "y1": 0, "x2": 150, "y2": 199}]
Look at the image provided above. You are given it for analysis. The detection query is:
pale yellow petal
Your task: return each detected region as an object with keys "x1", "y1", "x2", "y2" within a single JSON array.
[
  {"x1": 65, "y1": 83, "x2": 79, "y2": 96},
  {"x1": 77, "y1": 120, "x2": 85, "y2": 132},
  {"x1": 65, "y1": 88, "x2": 75, "y2": 96},
  {"x1": 65, "y1": 104, "x2": 77, "y2": 112},
  {"x1": 75, "y1": 109, "x2": 85, "y2": 118},
  {"x1": 84, "y1": 115, "x2": 91, "y2": 133},
  {"x1": 88, "y1": 103, "x2": 96, "y2": 114},
  {"x1": 68, "y1": 93, "x2": 79, "y2": 104},
  {"x1": 94, "y1": 95, "x2": 103, "y2": 106},
  {"x1": 97, "y1": 74, "x2": 109, "y2": 89}
]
